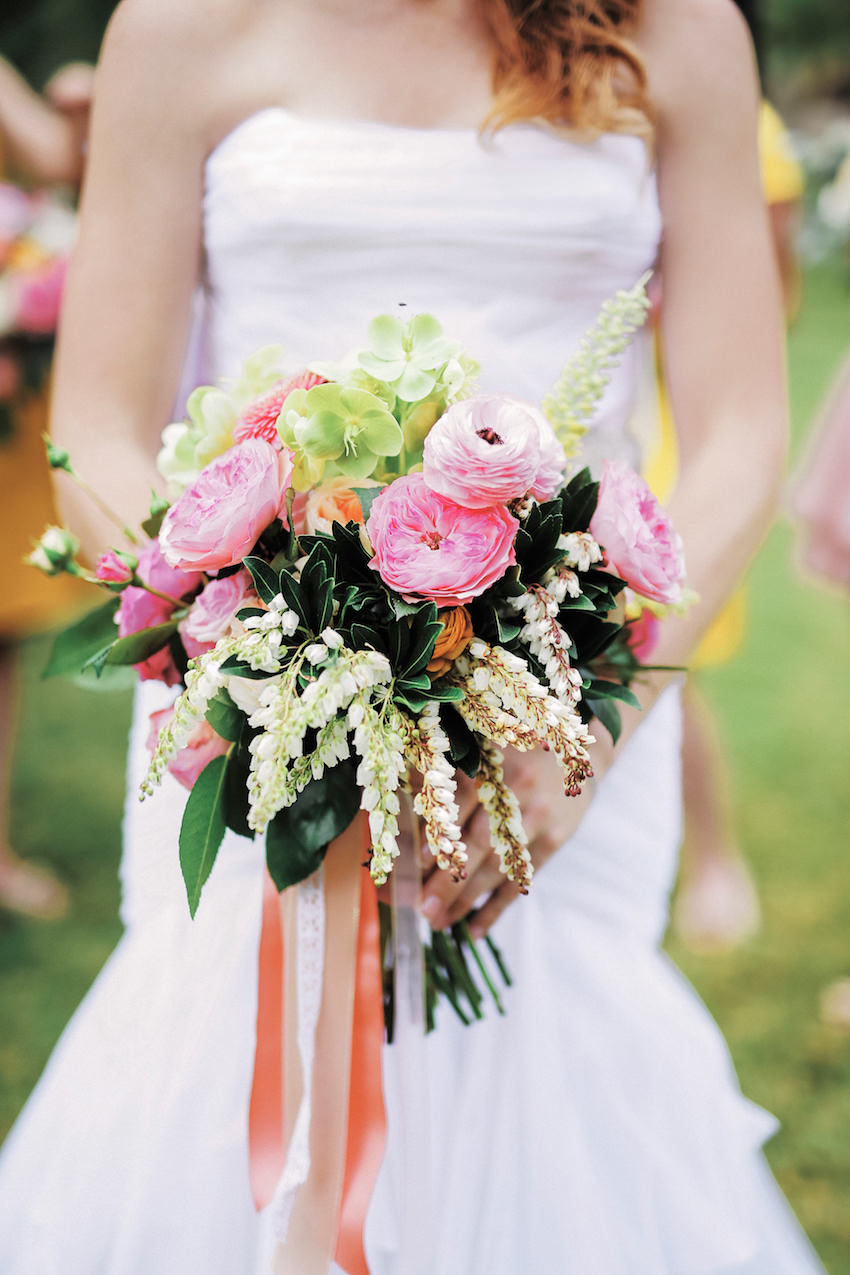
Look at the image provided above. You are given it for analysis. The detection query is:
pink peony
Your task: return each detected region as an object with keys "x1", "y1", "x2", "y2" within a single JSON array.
[
  {"x1": 118, "y1": 541, "x2": 203, "y2": 684},
  {"x1": 423, "y1": 395, "x2": 561, "y2": 508},
  {"x1": 95, "y1": 549, "x2": 135, "y2": 585},
  {"x1": 589, "y1": 460, "x2": 686, "y2": 606},
  {"x1": 178, "y1": 570, "x2": 256, "y2": 659},
  {"x1": 366, "y1": 473, "x2": 518, "y2": 607},
  {"x1": 15, "y1": 258, "x2": 67, "y2": 334},
  {"x1": 233, "y1": 371, "x2": 326, "y2": 448},
  {"x1": 146, "y1": 708, "x2": 230, "y2": 791},
  {"x1": 159, "y1": 438, "x2": 293, "y2": 573}
]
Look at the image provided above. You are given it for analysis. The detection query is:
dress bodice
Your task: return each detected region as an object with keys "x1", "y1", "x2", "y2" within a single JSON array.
[{"x1": 201, "y1": 106, "x2": 661, "y2": 466}]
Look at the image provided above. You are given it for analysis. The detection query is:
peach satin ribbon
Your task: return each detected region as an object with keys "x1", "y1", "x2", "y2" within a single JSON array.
[{"x1": 249, "y1": 814, "x2": 386, "y2": 1275}]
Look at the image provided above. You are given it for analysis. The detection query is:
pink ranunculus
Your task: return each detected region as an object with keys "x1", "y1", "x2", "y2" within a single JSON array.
[
  {"x1": 95, "y1": 549, "x2": 135, "y2": 585},
  {"x1": 422, "y1": 394, "x2": 545, "y2": 508},
  {"x1": 589, "y1": 460, "x2": 686, "y2": 606},
  {"x1": 146, "y1": 708, "x2": 230, "y2": 791},
  {"x1": 117, "y1": 541, "x2": 203, "y2": 685},
  {"x1": 233, "y1": 371, "x2": 327, "y2": 448},
  {"x1": 626, "y1": 608, "x2": 661, "y2": 662},
  {"x1": 366, "y1": 473, "x2": 518, "y2": 607},
  {"x1": 15, "y1": 258, "x2": 67, "y2": 334},
  {"x1": 178, "y1": 570, "x2": 256, "y2": 659},
  {"x1": 159, "y1": 438, "x2": 294, "y2": 574}
]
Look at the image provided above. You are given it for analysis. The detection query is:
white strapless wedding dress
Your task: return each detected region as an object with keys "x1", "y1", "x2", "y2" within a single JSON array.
[{"x1": 0, "y1": 110, "x2": 826, "y2": 1275}]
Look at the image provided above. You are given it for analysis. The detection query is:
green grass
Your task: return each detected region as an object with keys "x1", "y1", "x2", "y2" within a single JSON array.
[{"x1": 1, "y1": 263, "x2": 849, "y2": 1268}]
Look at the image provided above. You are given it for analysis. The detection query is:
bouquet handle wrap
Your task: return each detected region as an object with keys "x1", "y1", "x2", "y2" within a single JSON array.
[{"x1": 249, "y1": 814, "x2": 386, "y2": 1275}]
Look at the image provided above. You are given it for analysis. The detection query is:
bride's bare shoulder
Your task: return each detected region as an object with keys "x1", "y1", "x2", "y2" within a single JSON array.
[
  {"x1": 636, "y1": 0, "x2": 758, "y2": 129},
  {"x1": 97, "y1": 0, "x2": 260, "y2": 151}
]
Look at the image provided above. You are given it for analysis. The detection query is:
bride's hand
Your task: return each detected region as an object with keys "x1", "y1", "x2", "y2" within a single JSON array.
[{"x1": 420, "y1": 745, "x2": 595, "y2": 938}]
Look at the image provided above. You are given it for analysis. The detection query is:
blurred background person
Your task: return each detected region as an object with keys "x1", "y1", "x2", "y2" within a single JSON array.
[
  {"x1": 0, "y1": 54, "x2": 95, "y2": 917},
  {"x1": 644, "y1": 0, "x2": 805, "y2": 954}
]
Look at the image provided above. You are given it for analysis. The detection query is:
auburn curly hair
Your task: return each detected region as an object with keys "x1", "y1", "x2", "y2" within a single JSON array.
[{"x1": 481, "y1": 0, "x2": 651, "y2": 139}]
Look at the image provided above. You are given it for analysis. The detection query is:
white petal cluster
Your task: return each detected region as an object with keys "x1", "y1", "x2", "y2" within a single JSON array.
[
  {"x1": 455, "y1": 640, "x2": 594, "y2": 799},
  {"x1": 556, "y1": 531, "x2": 603, "y2": 574},
  {"x1": 247, "y1": 646, "x2": 392, "y2": 833},
  {"x1": 408, "y1": 703, "x2": 468, "y2": 881},
  {"x1": 509, "y1": 585, "x2": 583, "y2": 709},
  {"x1": 141, "y1": 638, "x2": 242, "y2": 796},
  {"x1": 541, "y1": 276, "x2": 651, "y2": 457},
  {"x1": 476, "y1": 739, "x2": 533, "y2": 893},
  {"x1": 351, "y1": 695, "x2": 408, "y2": 886}
]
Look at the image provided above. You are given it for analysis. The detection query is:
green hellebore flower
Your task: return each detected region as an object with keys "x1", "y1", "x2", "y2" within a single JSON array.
[
  {"x1": 357, "y1": 313, "x2": 460, "y2": 404},
  {"x1": 295, "y1": 383, "x2": 403, "y2": 480}
]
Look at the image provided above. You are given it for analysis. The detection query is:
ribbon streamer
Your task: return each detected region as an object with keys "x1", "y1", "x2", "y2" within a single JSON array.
[{"x1": 249, "y1": 814, "x2": 387, "y2": 1275}]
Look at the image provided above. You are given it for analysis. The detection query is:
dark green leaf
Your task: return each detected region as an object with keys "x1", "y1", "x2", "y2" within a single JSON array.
[
  {"x1": 584, "y1": 695, "x2": 622, "y2": 744},
  {"x1": 494, "y1": 612, "x2": 522, "y2": 644},
  {"x1": 243, "y1": 556, "x2": 281, "y2": 606},
  {"x1": 223, "y1": 747, "x2": 253, "y2": 838},
  {"x1": 585, "y1": 679, "x2": 641, "y2": 709},
  {"x1": 205, "y1": 689, "x2": 244, "y2": 742},
  {"x1": 179, "y1": 754, "x2": 229, "y2": 916},
  {"x1": 265, "y1": 759, "x2": 361, "y2": 891},
  {"x1": 352, "y1": 486, "x2": 384, "y2": 521},
  {"x1": 105, "y1": 621, "x2": 178, "y2": 666},
  {"x1": 43, "y1": 599, "x2": 120, "y2": 680}
]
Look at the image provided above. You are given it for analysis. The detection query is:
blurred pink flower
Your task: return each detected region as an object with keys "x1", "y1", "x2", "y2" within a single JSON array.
[
  {"x1": 233, "y1": 370, "x2": 326, "y2": 448},
  {"x1": 159, "y1": 438, "x2": 293, "y2": 573},
  {"x1": 15, "y1": 258, "x2": 67, "y2": 335},
  {"x1": 0, "y1": 183, "x2": 34, "y2": 242},
  {"x1": 590, "y1": 460, "x2": 685, "y2": 606},
  {"x1": 422, "y1": 394, "x2": 547, "y2": 508},
  {"x1": 178, "y1": 569, "x2": 256, "y2": 659},
  {"x1": 626, "y1": 609, "x2": 661, "y2": 662},
  {"x1": 367, "y1": 473, "x2": 518, "y2": 607},
  {"x1": 146, "y1": 708, "x2": 230, "y2": 791},
  {"x1": 117, "y1": 541, "x2": 203, "y2": 685}
]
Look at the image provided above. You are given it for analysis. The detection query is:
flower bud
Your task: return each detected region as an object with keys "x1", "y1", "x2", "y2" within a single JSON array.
[{"x1": 27, "y1": 524, "x2": 79, "y2": 576}]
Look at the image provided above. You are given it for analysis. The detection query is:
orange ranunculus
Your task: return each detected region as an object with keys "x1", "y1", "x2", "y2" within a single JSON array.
[
  {"x1": 427, "y1": 606, "x2": 474, "y2": 676},
  {"x1": 304, "y1": 477, "x2": 380, "y2": 535}
]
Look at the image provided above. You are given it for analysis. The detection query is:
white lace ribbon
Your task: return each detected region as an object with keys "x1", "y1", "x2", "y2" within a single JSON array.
[{"x1": 269, "y1": 868, "x2": 325, "y2": 1240}]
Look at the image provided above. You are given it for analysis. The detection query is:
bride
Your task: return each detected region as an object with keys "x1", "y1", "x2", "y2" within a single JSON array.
[{"x1": 0, "y1": 0, "x2": 827, "y2": 1271}]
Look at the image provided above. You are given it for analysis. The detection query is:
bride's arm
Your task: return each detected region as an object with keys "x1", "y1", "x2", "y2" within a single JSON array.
[
  {"x1": 423, "y1": 0, "x2": 787, "y2": 934},
  {"x1": 50, "y1": 2, "x2": 228, "y2": 559}
]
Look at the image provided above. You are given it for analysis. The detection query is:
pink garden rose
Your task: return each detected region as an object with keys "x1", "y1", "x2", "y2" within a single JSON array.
[
  {"x1": 589, "y1": 460, "x2": 686, "y2": 606},
  {"x1": 117, "y1": 541, "x2": 203, "y2": 685},
  {"x1": 146, "y1": 708, "x2": 229, "y2": 791},
  {"x1": 366, "y1": 473, "x2": 518, "y2": 607},
  {"x1": 95, "y1": 549, "x2": 135, "y2": 586},
  {"x1": 233, "y1": 370, "x2": 326, "y2": 448},
  {"x1": 159, "y1": 438, "x2": 293, "y2": 573},
  {"x1": 178, "y1": 570, "x2": 256, "y2": 659},
  {"x1": 423, "y1": 394, "x2": 564, "y2": 508}
]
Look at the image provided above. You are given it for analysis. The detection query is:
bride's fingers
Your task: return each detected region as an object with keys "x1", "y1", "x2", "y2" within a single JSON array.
[
  {"x1": 421, "y1": 808, "x2": 493, "y2": 930},
  {"x1": 454, "y1": 769, "x2": 481, "y2": 827},
  {"x1": 466, "y1": 880, "x2": 522, "y2": 939},
  {"x1": 442, "y1": 863, "x2": 506, "y2": 927}
]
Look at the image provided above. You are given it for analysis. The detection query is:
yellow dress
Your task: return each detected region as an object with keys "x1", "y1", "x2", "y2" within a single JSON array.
[
  {"x1": 644, "y1": 100, "x2": 802, "y2": 668},
  {"x1": 0, "y1": 152, "x2": 86, "y2": 639}
]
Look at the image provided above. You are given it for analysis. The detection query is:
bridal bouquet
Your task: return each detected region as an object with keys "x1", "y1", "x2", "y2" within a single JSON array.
[
  {"x1": 0, "y1": 183, "x2": 75, "y2": 432},
  {"x1": 34, "y1": 279, "x2": 687, "y2": 1023}
]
